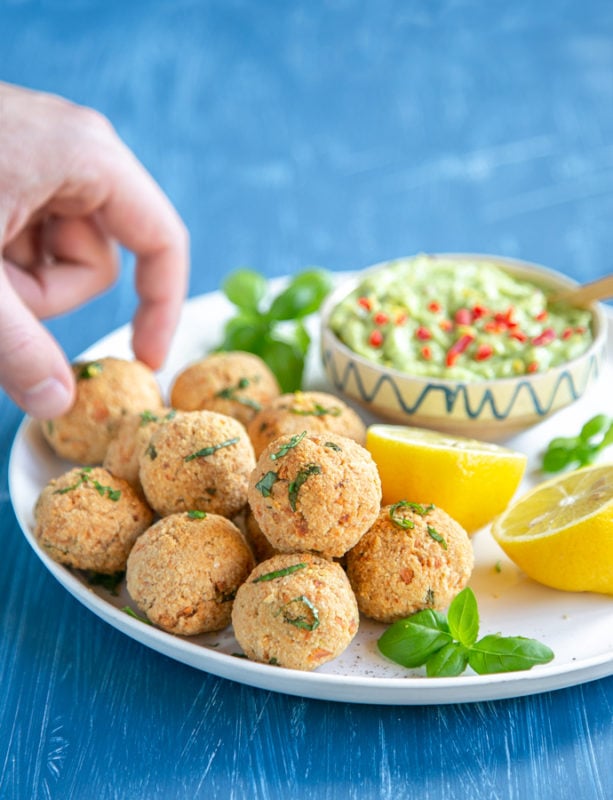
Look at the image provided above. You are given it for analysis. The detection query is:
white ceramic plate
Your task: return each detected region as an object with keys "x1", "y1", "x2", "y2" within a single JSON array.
[{"x1": 9, "y1": 282, "x2": 613, "y2": 705}]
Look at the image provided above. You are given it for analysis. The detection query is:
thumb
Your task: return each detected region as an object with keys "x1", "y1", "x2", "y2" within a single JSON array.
[{"x1": 0, "y1": 267, "x2": 75, "y2": 418}]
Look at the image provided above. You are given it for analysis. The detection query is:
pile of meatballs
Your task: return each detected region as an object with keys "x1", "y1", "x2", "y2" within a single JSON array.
[{"x1": 34, "y1": 352, "x2": 474, "y2": 672}]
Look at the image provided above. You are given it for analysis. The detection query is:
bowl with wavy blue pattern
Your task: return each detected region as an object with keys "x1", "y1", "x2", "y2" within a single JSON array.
[{"x1": 320, "y1": 255, "x2": 608, "y2": 441}]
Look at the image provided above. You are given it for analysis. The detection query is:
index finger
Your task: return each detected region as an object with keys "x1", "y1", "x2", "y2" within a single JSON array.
[{"x1": 48, "y1": 120, "x2": 190, "y2": 369}]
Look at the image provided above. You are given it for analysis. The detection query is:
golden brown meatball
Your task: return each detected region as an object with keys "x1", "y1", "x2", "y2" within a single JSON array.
[
  {"x1": 126, "y1": 512, "x2": 255, "y2": 635},
  {"x1": 247, "y1": 431, "x2": 381, "y2": 558},
  {"x1": 139, "y1": 410, "x2": 255, "y2": 518},
  {"x1": 103, "y1": 408, "x2": 178, "y2": 490},
  {"x1": 240, "y1": 507, "x2": 279, "y2": 563},
  {"x1": 346, "y1": 502, "x2": 474, "y2": 623},
  {"x1": 34, "y1": 466, "x2": 153, "y2": 574},
  {"x1": 246, "y1": 391, "x2": 366, "y2": 458},
  {"x1": 170, "y1": 351, "x2": 281, "y2": 427},
  {"x1": 232, "y1": 553, "x2": 359, "y2": 670},
  {"x1": 40, "y1": 357, "x2": 164, "y2": 465}
]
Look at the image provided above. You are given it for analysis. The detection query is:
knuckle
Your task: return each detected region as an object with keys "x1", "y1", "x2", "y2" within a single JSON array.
[{"x1": 72, "y1": 104, "x2": 117, "y2": 140}]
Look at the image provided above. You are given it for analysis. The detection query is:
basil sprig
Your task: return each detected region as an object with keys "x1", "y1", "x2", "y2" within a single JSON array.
[
  {"x1": 288, "y1": 464, "x2": 322, "y2": 511},
  {"x1": 542, "y1": 413, "x2": 613, "y2": 473},
  {"x1": 377, "y1": 587, "x2": 554, "y2": 677},
  {"x1": 216, "y1": 268, "x2": 332, "y2": 392},
  {"x1": 53, "y1": 468, "x2": 121, "y2": 502},
  {"x1": 184, "y1": 437, "x2": 240, "y2": 461},
  {"x1": 270, "y1": 430, "x2": 307, "y2": 460}
]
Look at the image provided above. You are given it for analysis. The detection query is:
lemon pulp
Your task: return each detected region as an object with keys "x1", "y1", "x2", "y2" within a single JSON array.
[
  {"x1": 366, "y1": 424, "x2": 527, "y2": 534},
  {"x1": 491, "y1": 464, "x2": 613, "y2": 594}
]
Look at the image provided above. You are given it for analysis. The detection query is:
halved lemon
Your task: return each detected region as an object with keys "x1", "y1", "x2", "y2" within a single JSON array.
[
  {"x1": 366, "y1": 424, "x2": 527, "y2": 534},
  {"x1": 491, "y1": 463, "x2": 613, "y2": 594}
]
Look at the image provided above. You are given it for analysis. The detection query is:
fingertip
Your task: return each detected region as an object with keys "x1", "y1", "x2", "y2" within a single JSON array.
[
  {"x1": 0, "y1": 274, "x2": 77, "y2": 418},
  {"x1": 21, "y1": 374, "x2": 75, "y2": 419},
  {"x1": 131, "y1": 300, "x2": 181, "y2": 372}
]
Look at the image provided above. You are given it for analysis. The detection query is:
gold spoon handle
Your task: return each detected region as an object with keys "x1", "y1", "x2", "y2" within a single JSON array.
[{"x1": 554, "y1": 274, "x2": 613, "y2": 307}]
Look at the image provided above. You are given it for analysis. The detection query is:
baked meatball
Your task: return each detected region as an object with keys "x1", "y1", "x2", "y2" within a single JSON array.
[
  {"x1": 126, "y1": 512, "x2": 255, "y2": 635},
  {"x1": 34, "y1": 466, "x2": 153, "y2": 574},
  {"x1": 103, "y1": 408, "x2": 178, "y2": 490},
  {"x1": 346, "y1": 502, "x2": 474, "y2": 623},
  {"x1": 247, "y1": 431, "x2": 381, "y2": 558},
  {"x1": 139, "y1": 410, "x2": 255, "y2": 517},
  {"x1": 232, "y1": 553, "x2": 359, "y2": 671},
  {"x1": 40, "y1": 357, "x2": 164, "y2": 465},
  {"x1": 240, "y1": 508, "x2": 279, "y2": 563},
  {"x1": 246, "y1": 391, "x2": 366, "y2": 458},
  {"x1": 170, "y1": 351, "x2": 281, "y2": 426}
]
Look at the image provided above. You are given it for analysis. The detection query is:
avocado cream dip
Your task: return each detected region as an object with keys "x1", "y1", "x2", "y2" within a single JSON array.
[{"x1": 328, "y1": 255, "x2": 594, "y2": 380}]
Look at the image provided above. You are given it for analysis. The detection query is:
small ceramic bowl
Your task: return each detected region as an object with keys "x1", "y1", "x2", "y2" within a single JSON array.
[{"x1": 320, "y1": 254, "x2": 608, "y2": 441}]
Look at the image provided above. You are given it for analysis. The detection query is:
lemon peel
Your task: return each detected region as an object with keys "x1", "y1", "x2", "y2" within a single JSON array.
[{"x1": 366, "y1": 424, "x2": 527, "y2": 534}]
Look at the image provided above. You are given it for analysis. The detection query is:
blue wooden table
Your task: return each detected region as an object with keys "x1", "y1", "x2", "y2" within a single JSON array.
[{"x1": 2, "y1": 2, "x2": 613, "y2": 798}]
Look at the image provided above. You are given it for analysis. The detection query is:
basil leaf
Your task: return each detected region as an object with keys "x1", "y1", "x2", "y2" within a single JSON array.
[
  {"x1": 580, "y1": 414, "x2": 610, "y2": 442},
  {"x1": 574, "y1": 443, "x2": 598, "y2": 466},
  {"x1": 542, "y1": 414, "x2": 613, "y2": 473},
  {"x1": 218, "y1": 314, "x2": 268, "y2": 353},
  {"x1": 377, "y1": 609, "x2": 451, "y2": 668},
  {"x1": 468, "y1": 634, "x2": 555, "y2": 675},
  {"x1": 542, "y1": 445, "x2": 574, "y2": 473},
  {"x1": 388, "y1": 500, "x2": 415, "y2": 530},
  {"x1": 260, "y1": 337, "x2": 304, "y2": 393},
  {"x1": 292, "y1": 319, "x2": 312, "y2": 356},
  {"x1": 222, "y1": 268, "x2": 267, "y2": 310},
  {"x1": 84, "y1": 570, "x2": 125, "y2": 596},
  {"x1": 122, "y1": 606, "x2": 152, "y2": 625},
  {"x1": 253, "y1": 562, "x2": 307, "y2": 583},
  {"x1": 184, "y1": 437, "x2": 240, "y2": 461},
  {"x1": 288, "y1": 464, "x2": 322, "y2": 511},
  {"x1": 447, "y1": 587, "x2": 479, "y2": 647},
  {"x1": 213, "y1": 268, "x2": 331, "y2": 393},
  {"x1": 270, "y1": 430, "x2": 307, "y2": 460},
  {"x1": 427, "y1": 525, "x2": 447, "y2": 549},
  {"x1": 255, "y1": 471, "x2": 278, "y2": 498},
  {"x1": 426, "y1": 642, "x2": 469, "y2": 677},
  {"x1": 280, "y1": 595, "x2": 320, "y2": 631},
  {"x1": 602, "y1": 421, "x2": 613, "y2": 447},
  {"x1": 267, "y1": 269, "x2": 332, "y2": 321}
]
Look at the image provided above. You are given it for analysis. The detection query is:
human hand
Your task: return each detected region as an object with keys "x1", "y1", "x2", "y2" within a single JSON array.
[{"x1": 0, "y1": 82, "x2": 189, "y2": 419}]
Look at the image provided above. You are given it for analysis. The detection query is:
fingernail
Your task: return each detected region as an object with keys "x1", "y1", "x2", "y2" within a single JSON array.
[{"x1": 23, "y1": 377, "x2": 73, "y2": 419}]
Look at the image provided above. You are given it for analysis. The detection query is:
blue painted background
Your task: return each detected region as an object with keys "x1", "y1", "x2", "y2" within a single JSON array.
[
  {"x1": 3, "y1": 1, "x2": 613, "y2": 349},
  {"x1": 2, "y1": 2, "x2": 613, "y2": 799}
]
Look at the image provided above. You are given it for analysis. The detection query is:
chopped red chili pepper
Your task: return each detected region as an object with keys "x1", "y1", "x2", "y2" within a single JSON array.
[
  {"x1": 358, "y1": 296, "x2": 372, "y2": 311},
  {"x1": 575, "y1": 326, "x2": 587, "y2": 335},
  {"x1": 427, "y1": 301, "x2": 442, "y2": 313},
  {"x1": 562, "y1": 327, "x2": 574, "y2": 340},
  {"x1": 446, "y1": 333, "x2": 475, "y2": 367},
  {"x1": 454, "y1": 308, "x2": 472, "y2": 326},
  {"x1": 509, "y1": 330, "x2": 528, "y2": 343},
  {"x1": 395, "y1": 312, "x2": 408, "y2": 325},
  {"x1": 471, "y1": 304, "x2": 489, "y2": 320},
  {"x1": 439, "y1": 319, "x2": 453, "y2": 332},
  {"x1": 474, "y1": 343, "x2": 494, "y2": 361},
  {"x1": 369, "y1": 330, "x2": 384, "y2": 347},
  {"x1": 484, "y1": 321, "x2": 506, "y2": 334},
  {"x1": 373, "y1": 312, "x2": 389, "y2": 325},
  {"x1": 421, "y1": 345, "x2": 432, "y2": 360},
  {"x1": 532, "y1": 327, "x2": 556, "y2": 346},
  {"x1": 415, "y1": 326, "x2": 432, "y2": 341},
  {"x1": 526, "y1": 361, "x2": 539, "y2": 373},
  {"x1": 494, "y1": 307, "x2": 517, "y2": 328},
  {"x1": 535, "y1": 310, "x2": 548, "y2": 322}
]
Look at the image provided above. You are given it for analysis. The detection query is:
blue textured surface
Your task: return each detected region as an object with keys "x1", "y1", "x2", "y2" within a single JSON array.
[{"x1": 2, "y1": 2, "x2": 613, "y2": 798}]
